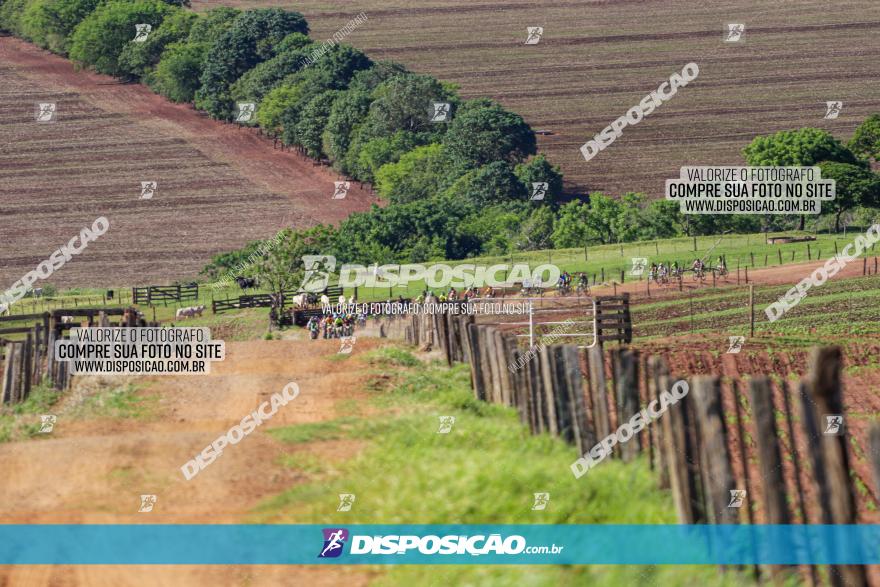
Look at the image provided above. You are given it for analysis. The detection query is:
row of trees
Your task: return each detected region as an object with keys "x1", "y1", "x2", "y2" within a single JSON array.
[{"x1": 2, "y1": 2, "x2": 878, "y2": 271}]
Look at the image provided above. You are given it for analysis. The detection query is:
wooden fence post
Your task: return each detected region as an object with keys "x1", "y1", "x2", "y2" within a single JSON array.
[
  {"x1": 587, "y1": 346, "x2": 611, "y2": 442},
  {"x1": 661, "y1": 376, "x2": 706, "y2": 523},
  {"x1": 648, "y1": 356, "x2": 669, "y2": 488},
  {"x1": 870, "y1": 424, "x2": 880, "y2": 504},
  {"x1": 693, "y1": 376, "x2": 738, "y2": 524},
  {"x1": 538, "y1": 343, "x2": 559, "y2": 437},
  {"x1": 800, "y1": 347, "x2": 868, "y2": 587},
  {"x1": 2, "y1": 343, "x2": 16, "y2": 404},
  {"x1": 22, "y1": 333, "x2": 33, "y2": 401},
  {"x1": 615, "y1": 348, "x2": 641, "y2": 462}
]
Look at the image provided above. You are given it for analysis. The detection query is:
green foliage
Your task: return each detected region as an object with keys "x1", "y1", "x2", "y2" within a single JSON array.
[
  {"x1": 444, "y1": 161, "x2": 527, "y2": 206},
  {"x1": 186, "y1": 6, "x2": 239, "y2": 44},
  {"x1": 257, "y1": 84, "x2": 302, "y2": 133},
  {"x1": 229, "y1": 40, "x2": 314, "y2": 104},
  {"x1": 323, "y1": 87, "x2": 372, "y2": 167},
  {"x1": 18, "y1": 0, "x2": 100, "y2": 53},
  {"x1": 817, "y1": 161, "x2": 880, "y2": 231},
  {"x1": 256, "y1": 226, "x2": 334, "y2": 295},
  {"x1": 0, "y1": 0, "x2": 35, "y2": 37},
  {"x1": 117, "y1": 8, "x2": 196, "y2": 78},
  {"x1": 514, "y1": 155, "x2": 563, "y2": 203},
  {"x1": 68, "y1": 0, "x2": 174, "y2": 76},
  {"x1": 517, "y1": 206, "x2": 556, "y2": 250},
  {"x1": 146, "y1": 40, "x2": 203, "y2": 102},
  {"x1": 374, "y1": 143, "x2": 453, "y2": 204},
  {"x1": 849, "y1": 113, "x2": 880, "y2": 162},
  {"x1": 742, "y1": 127, "x2": 863, "y2": 167},
  {"x1": 443, "y1": 98, "x2": 536, "y2": 170},
  {"x1": 348, "y1": 130, "x2": 425, "y2": 183},
  {"x1": 195, "y1": 8, "x2": 308, "y2": 119},
  {"x1": 294, "y1": 90, "x2": 340, "y2": 158}
]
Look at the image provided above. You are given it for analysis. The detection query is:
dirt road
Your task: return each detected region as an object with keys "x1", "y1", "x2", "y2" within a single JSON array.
[{"x1": 0, "y1": 338, "x2": 380, "y2": 586}]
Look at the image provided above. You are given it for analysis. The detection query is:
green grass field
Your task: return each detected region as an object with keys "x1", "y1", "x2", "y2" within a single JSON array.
[{"x1": 254, "y1": 346, "x2": 756, "y2": 586}]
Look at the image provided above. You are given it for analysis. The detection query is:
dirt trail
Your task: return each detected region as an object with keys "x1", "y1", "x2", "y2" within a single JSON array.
[{"x1": 0, "y1": 338, "x2": 381, "y2": 586}]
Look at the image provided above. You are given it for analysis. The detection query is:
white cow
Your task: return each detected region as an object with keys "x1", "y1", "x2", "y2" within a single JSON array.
[
  {"x1": 175, "y1": 305, "x2": 205, "y2": 320},
  {"x1": 291, "y1": 294, "x2": 308, "y2": 308},
  {"x1": 320, "y1": 294, "x2": 330, "y2": 307},
  {"x1": 338, "y1": 294, "x2": 346, "y2": 305}
]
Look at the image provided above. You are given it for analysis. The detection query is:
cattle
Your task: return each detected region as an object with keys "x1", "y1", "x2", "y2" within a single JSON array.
[
  {"x1": 32, "y1": 287, "x2": 43, "y2": 298},
  {"x1": 234, "y1": 276, "x2": 257, "y2": 290},
  {"x1": 175, "y1": 305, "x2": 205, "y2": 320},
  {"x1": 292, "y1": 294, "x2": 308, "y2": 308},
  {"x1": 320, "y1": 294, "x2": 330, "y2": 307},
  {"x1": 338, "y1": 294, "x2": 346, "y2": 305}
]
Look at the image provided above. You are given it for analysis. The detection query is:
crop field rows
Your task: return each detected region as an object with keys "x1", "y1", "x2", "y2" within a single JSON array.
[
  {"x1": 193, "y1": 0, "x2": 880, "y2": 195},
  {"x1": 0, "y1": 55, "x2": 351, "y2": 288}
]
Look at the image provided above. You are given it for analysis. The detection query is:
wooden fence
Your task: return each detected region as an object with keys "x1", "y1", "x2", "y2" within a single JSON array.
[
  {"x1": 211, "y1": 286, "x2": 344, "y2": 314},
  {"x1": 377, "y1": 311, "x2": 879, "y2": 586},
  {"x1": 1, "y1": 307, "x2": 146, "y2": 404},
  {"x1": 132, "y1": 284, "x2": 199, "y2": 305}
]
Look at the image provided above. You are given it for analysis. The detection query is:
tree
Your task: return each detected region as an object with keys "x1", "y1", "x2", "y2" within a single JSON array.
[
  {"x1": 195, "y1": 8, "x2": 308, "y2": 118},
  {"x1": 517, "y1": 206, "x2": 555, "y2": 251},
  {"x1": 849, "y1": 113, "x2": 880, "y2": 162},
  {"x1": 358, "y1": 73, "x2": 455, "y2": 140},
  {"x1": 146, "y1": 40, "x2": 204, "y2": 102},
  {"x1": 294, "y1": 90, "x2": 340, "y2": 158},
  {"x1": 581, "y1": 193, "x2": 621, "y2": 244},
  {"x1": 374, "y1": 143, "x2": 452, "y2": 204},
  {"x1": 514, "y1": 155, "x2": 563, "y2": 203},
  {"x1": 743, "y1": 128, "x2": 862, "y2": 167},
  {"x1": 255, "y1": 226, "x2": 333, "y2": 300},
  {"x1": 19, "y1": 0, "x2": 101, "y2": 54},
  {"x1": 257, "y1": 84, "x2": 302, "y2": 133},
  {"x1": 443, "y1": 161, "x2": 527, "y2": 206},
  {"x1": 348, "y1": 131, "x2": 424, "y2": 182},
  {"x1": 551, "y1": 201, "x2": 591, "y2": 248},
  {"x1": 68, "y1": 0, "x2": 175, "y2": 76},
  {"x1": 443, "y1": 98, "x2": 536, "y2": 170},
  {"x1": 322, "y1": 88, "x2": 371, "y2": 167},
  {"x1": 229, "y1": 40, "x2": 314, "y2": 104},
  {"x1": 816, "y1": 161, "x2": 880, "y2": 232},
  {"x1": 117, "y1": 8, "x2": 196, "y2": 78},
  {"x1": 743, "y1": 127, "x2": 864, "y2": 229}
]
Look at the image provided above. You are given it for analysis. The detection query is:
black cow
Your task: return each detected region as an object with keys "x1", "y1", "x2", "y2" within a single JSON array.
[{"x1": 235, "y1": 276, "x2": 257, "y2": 289}]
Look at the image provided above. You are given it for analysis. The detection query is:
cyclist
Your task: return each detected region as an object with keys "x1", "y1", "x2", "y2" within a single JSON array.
[{"x1": 692, "y1": 258, "x2": 705, "y2": 280}]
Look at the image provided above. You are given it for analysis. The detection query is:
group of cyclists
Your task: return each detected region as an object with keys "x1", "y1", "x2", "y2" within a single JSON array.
[
  {"x1": 649, "y1": 256, "x2": 727, "y2": 284},
  {"x1": 555, "y1": 271, "x2": 591, "y2": 295},
  {"x1": 306, "y1": 312, "x2": 365, "y2": 340},
  {"x1": 414, "y1": 286, "x2": 497, "y2": 303}
]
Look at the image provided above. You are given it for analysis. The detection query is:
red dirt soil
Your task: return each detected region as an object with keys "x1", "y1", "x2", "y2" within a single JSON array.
[{"x1": 0, "y1": 37, "x2": 379, "y2": 288}]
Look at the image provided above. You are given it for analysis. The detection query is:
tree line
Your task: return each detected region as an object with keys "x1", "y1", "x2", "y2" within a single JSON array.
[{"x1": 1, "y1": 2, "x2": 878, "y2": 274}]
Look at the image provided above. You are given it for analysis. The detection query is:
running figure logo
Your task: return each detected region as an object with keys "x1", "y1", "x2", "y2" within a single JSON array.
[
  {"x1": 35, "y1": 102, "x2": 56, "y2": 123},
  {"x1": 332, "y1": 181, "x2": 350, "y2": 200},
  {"x1": 437, "y1": 415, "x2": 456, "y2": 434},
  {"x1": 631, "y1": 257, "x2": 648, "y2": 276},
  {"x1": 530, "y1": 182, "x2": 548, "y2": 201},
  {"x1": 140, "y1": 181, "x2": 157, "y2": 200},
  {"x1": 235, "y1": 102, "x2": 256, "y2": 123},
  {"x1": 318, "y1": 528, "x2": 349, "y2": 558},
  {"x1": 824, "y1": 415, "x2": 844, "y2": 435},
  {"x1": 339, "y1": 337, "x2": 356, "y2": 354},
  {"x1": 724, "y1": 23, "x2": 745, "y2": 42},
  {"x1": 525, "y1": 27, "x2": 544, "y2": 45},
  {"x1": 300, "y1": 255, "x2": 336, "y2": 292},
  {"x1": 824, "y1": 101, "x2": 843, "y2": 120},
  {"x1": 430, "y1": 102, "x2": 451, "y2": 123},
  {"x1": 337, "y1": 494, "x2": 356, "y2": 512},
  {"x1": 133, "y1": 24, "x2": 151, "y2": 43},
  {"x1": 138, "y1": 494, "x2": 157, "y2": 513},
  {"x1": 39, "y1": 415, "x2": 56, "y2": 433},
  {"x1": 531, "y1": 492, "x2": 550, "y2": 510},
  {"x1": 727, "y1": 336, "x2": 745, "y2": 354},
  {"x1": 728, "y1": 489, "x2": 746, "y2": 508}
]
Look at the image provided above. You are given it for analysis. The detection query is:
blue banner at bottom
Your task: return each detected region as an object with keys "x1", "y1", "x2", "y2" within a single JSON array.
[{"x1": 2, "y1": 525, "x2": 880, "y2": 565}]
